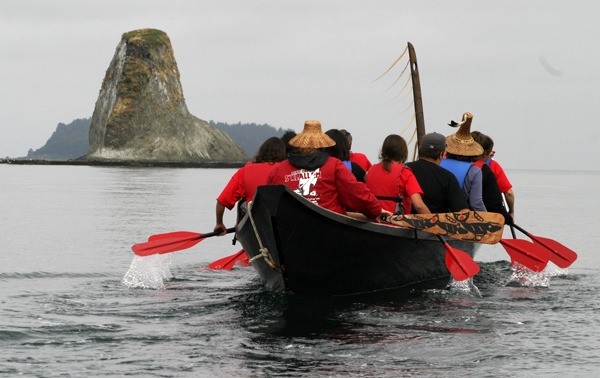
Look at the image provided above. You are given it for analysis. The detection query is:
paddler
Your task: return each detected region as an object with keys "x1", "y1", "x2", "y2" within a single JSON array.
[
  {"x1": 267, "y1": 120, "x2": 390, "y2": 221},
  {"x1": 214, "y1": 137, "x2": 286, "y2": 236},
  {"x1": 439, "y1": 112, "x2": 486, "y2": 211}
]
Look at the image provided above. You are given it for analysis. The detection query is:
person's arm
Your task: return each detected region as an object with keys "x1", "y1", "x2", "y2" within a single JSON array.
[
  {"x1": 409, "y1": 193, "x2": 431, "y2": 214},
  {"x1": 504, "y1": 188, "x2": 515, "y2": 220},
  {"x1": 214, "y1": 201, "x2": 228, "y2": 235},
  {"x1": 466, "y1": 167, "x2": 487, "y2": 212},
  {"x1": 336, "y1": 161, "x2": 382, "y2": 220}
]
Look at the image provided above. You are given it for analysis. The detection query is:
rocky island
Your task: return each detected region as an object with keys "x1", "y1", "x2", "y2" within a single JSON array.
[{"x1": 84, "y1": 28, "x2": 248, "y2": 164}]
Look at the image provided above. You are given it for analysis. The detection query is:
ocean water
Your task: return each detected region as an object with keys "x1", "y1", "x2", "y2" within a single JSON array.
[{"x1": 1, "y1": 164, "x2": 599, "y2": 377}]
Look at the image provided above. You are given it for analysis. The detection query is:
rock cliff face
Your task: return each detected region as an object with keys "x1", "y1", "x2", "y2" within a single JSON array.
[{"x1": 85, "y1": 29, "x2": 247, "y2": 162}]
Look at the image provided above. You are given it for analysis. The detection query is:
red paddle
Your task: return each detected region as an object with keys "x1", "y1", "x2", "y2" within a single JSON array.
[
  {"x1": 205, "y1": 250, "x2": 247, "y2": 270},
  {"x1": 131, "y1": 228, "x2": 235, "y2": 256},
  {"x1": 437, "y1": 235, "x2": 480, "y2": 281},
  {"x1": 511, "y1": 224, "x2": 578, "y2": 268},
  {"x1": 499, "y1": 239, "x2": 551, "y2": 272}
]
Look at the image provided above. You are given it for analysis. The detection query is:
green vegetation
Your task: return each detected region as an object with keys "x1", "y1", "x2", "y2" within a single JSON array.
[
  {"x1": 209, "y1": 121, "x2": 291, "y2": 156},
  {"x1": 122, "y1": 28, "x2": 168, "y2": 48},
  {"x1": 24, "y1": 118, "x2": 290, "y2": 160},
  {"x1": 26, "y1": 118, "x2": 91, "y2": 160}
]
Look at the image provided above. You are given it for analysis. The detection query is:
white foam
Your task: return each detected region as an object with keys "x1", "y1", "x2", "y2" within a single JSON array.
[
  {"x1": 122, "y1": 254, "x2": 173, "y2": 290},
  {"x1": 509, "y1": 262, "x2": 550, "y2": 287}
]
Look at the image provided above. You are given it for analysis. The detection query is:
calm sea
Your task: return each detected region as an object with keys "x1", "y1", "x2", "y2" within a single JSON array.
[{"x1": 1, "y1": 165, "x2": 599, "y2": 377}]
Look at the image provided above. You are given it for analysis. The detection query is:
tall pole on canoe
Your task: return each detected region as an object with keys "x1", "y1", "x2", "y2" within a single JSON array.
[{"x1": 408, "y1": 42, "x2": 426, "y2": 147}]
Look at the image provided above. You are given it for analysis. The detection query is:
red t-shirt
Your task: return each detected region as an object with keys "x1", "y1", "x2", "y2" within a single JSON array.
[
  {"x1": 267, "y1": 157, "x2": 381, "y2": 219},
  {"x1": 474, "y1": 160, "x2": 512, "y2": 193},
  {"x1": 349, "y1": 152, "x2": 372, "y2": 172},
  {"x1": 365, "y1": 162, "x2": 424, "y2": 214},
  {"x1": 217, "y1": 162, "x2": 277, "y2": 209}
]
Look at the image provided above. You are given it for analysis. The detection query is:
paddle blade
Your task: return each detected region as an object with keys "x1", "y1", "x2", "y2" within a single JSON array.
[
  {"x1": 205, "y1": 250, "x2": 246, "y2": 270},
  {"x1": 500, "y1": 239, "x2": 551, "y2": 272},
  {"x1": 132, "y1": 235, "x2": 202, "y2": 256},
  {"x1": 443, "y1": 244, "x2": 480, "y2": 281},
  {"x1": 132, "y1": 228, "x2": 235, "y2": 257},
  {"x1": 236, "y1": 253, "x2": 251, "y2": 267},
  {"x1": 148, "y1": 231, "x2": 201, "y2": 242},
  {"x1": 528, "y1": 235, "x2": 578, "y2": 268}
]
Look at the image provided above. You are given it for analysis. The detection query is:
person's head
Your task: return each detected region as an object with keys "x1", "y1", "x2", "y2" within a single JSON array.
[
  {"x1": 325, "y1": 129, "x2": 350, "y2": 161},
  {"x1": 379, "y1": 134, "x2": 408, "y2": 171},
  {"x1": 280, "y1": 130, "x2": 297, "y2": 156},
  {"x1": 445, "y1": 112, "x2": 483, "y2": 159},
  {"x1": 418, "y1": 132, "x2": 446, "y2": 161},
  {"x1": 253, "y1": 137, "x2": 286, "y2": 163},
  {"x1": 471, "y1": 131, "x2": 494, "y2": 161},
  {"x1": 288, "y1": 120, "x2": 335, "y2": 154},
  {"x1": 339, "y1": 129, "x2": 353, "y2": 149}
]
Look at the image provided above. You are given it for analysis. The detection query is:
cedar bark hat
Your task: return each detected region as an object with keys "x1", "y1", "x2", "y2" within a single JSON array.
[
  {"x1": 289, "y1": 120, "x2": 336, "y2": 149},
  {"x1": 445, "y1": 112, "x2": 483, "y2": 156}
]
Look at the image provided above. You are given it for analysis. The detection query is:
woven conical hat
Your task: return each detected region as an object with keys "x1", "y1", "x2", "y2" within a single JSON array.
[
  {"x1": 445, "y1": 112, "x2": 483, "y2": 156},
  {"x1": 289, "y1": 120, "x2": 336, "y2": 149}
]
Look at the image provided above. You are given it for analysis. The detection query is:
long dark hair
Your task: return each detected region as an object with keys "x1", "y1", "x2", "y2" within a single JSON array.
[
  {"x1": 253, "y1": 137, "x2": 286, "y2": 163},
  {"x1": 324, "y1": 129, "x2": 350, "y2": 161},
  {"x1": 379, "y1": 134, "x2": 408, "y2": 172}
]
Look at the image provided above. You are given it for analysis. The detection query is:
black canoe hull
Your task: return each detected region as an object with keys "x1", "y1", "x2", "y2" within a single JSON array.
[{"x1": 236, "y1": 185, "x2": 479, "y2": 296}]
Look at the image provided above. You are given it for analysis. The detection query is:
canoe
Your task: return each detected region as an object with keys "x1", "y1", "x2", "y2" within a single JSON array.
[{"x1": 235, "y1": 185, "x2": 480, "y2": 296}]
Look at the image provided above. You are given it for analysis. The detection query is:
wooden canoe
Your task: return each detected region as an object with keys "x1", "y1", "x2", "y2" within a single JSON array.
[{"x1": 236, "y1": 185, "x2": 482, "y2": 296}]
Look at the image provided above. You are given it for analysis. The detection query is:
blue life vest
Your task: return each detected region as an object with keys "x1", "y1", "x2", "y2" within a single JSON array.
[{"x1": 440, "y1": 158, "x2": 471, "y2": 189}]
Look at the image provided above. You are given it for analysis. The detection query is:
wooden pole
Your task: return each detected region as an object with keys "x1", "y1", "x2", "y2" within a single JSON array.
[{"x1": 408, "y1": 42, "x2": 426, "y2": 147}]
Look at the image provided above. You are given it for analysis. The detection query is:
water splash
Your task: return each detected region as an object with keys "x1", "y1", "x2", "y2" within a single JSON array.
[
  {"x1": 449, "y1": 278, "x2": 482, "y2": 297},
  {"x1": 122, "y1": 254, "x2": 173, "y2": 289},
  {"x1": 508, "y1": 262, "x2": 550, "y2": 287}
]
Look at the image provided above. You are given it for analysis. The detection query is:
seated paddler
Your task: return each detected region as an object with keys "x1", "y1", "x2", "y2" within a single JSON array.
[
  {"x1": 214, "y1": 137, "x2": 286, "y2": 236},
  {"x1": 267, "y1": 120, "x2": 390, "y2": 221}
]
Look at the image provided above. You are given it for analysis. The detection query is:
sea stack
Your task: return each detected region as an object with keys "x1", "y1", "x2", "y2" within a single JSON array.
[{"x1": 85, "y1": 28, "x2": 247, "y2": 162}]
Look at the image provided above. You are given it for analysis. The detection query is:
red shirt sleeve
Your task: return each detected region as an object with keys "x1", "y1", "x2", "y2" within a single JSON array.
[
  {"x1": 398, "y1": 167, "x2": 424, "y2": 197},
  {"x1": 489, "y1": 160, "x2": 512, "y2": 193},
  {"x1": 334, "y1": 160, "x2": 381, "y2": 219},
  {"x1": 397, "y1": 167, "x2": 423, "y2": 214},
  {"x1": 349, "y1": 152, "x2": 372, "y2": 172},
  {"x1": 217, "y1": 167, "x2": 245, "y2": 209}
]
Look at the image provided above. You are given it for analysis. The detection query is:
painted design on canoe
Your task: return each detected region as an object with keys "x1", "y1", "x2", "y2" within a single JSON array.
[{"x1": 385, "y1": 211, "x2": 504, "y2": 244}]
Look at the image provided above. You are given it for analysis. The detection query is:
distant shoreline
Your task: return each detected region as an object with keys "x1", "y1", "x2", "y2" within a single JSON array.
[{"x1": 0, "y1": 158, "x2": 246, "y2": 168}]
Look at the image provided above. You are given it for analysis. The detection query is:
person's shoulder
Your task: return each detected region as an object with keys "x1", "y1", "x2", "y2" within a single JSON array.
[
  {"x1": 490, "y1": 159, "x2": 507, "y2": 174},
  {"x1": 489, "y1": 159, "x2": 503, "y2": 168},
  {"x1": 350, "y1": 152, "x2": 372, "y2": 163},
  {"x1": 352, "y1": 152, "x2": 369, "y2": 159},
  {"x1": 366, "y1": 161, "x2": 383, "y2": 172}
]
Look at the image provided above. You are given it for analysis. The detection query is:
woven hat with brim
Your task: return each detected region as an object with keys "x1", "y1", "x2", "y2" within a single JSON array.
[
  {"x1": 445, "y1": 112, "x2": 483, "y2": 157},
  {"x1": 289, "y1": 120, "x2": 336, "y2": 149}
]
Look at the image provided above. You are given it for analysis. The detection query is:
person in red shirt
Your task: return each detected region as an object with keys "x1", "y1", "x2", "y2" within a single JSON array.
[
  {"x1": 471, "y1": 131, "x2": 515, "y2": 220},
  {"x1": 267, "y1": 120, "x2": 388, "y2": 221},
  {"x1": 214, "y1": 137, "x2": 286, "y2": 235},
  {"x1": 365, "y1": 134, "x2": 430, "y2": 215},
  {"x1": 340, "y1": 129, "x2": 372, "y2": 172}
]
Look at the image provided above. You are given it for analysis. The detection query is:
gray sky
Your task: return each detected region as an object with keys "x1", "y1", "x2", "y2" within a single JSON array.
[{"x1": 1, "y1": 0, "x2": 598, "y2": 170}]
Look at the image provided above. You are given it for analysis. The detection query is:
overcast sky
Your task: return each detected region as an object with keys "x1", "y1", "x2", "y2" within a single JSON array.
[{"x1": 1, "y1": 1, "x2": 598, "y2": 170}]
